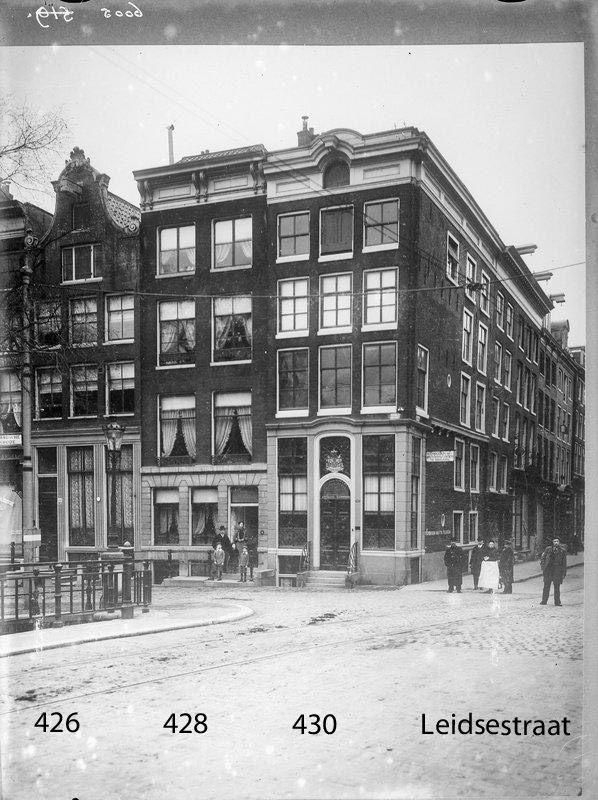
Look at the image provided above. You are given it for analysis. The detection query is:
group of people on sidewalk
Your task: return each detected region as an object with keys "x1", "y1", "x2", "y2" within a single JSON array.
[
  {"x1": 209, "y1": 522, "x2": 258, "y2": 583},
  {"x1": 444, "y1": 536, "x2": 569, "y2": 605}
]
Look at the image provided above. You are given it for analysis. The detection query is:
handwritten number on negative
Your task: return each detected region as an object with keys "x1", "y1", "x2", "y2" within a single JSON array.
[
  {"x1": 292, "y1": 714, "x2": 337, "y2": 734},
  {"x1": 34, "y1": 712, "x2": 80, "y2": 733},
  {"x1": 163, "y1": 713, "x2": 208, "y2": 733}
]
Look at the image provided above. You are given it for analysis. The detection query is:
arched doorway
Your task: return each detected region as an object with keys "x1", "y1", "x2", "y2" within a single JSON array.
[{"x1": 320, "y1": 478, "x2": 350, "y2": 569}]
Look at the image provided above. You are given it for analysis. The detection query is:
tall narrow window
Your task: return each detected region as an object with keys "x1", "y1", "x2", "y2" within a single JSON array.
[
  {"x1": 107, "y1": 363, "x2": 134, "y2": 415},
  {"x1": 496, "y1": 292, "x2": 505, "y2": 329},
  {"x1": 71, "y1": 365, "x2": 98, "y2": 417},
  {"x1": 480, "y1": 271, "x2": 490, "y2": 315},
  {"x1": 492, "y1": 397, "x2": 500, "y2": 438},
  {"x1": 36, "y1": 301, "x2": 61, "y2": 348},
  {"x1": 446, "y1": 233, "x2": 459, "y2": 283},
  {"x1": 470, "y1": 444, "x2": 479, "y2": 492},
  {"x1": 319, "y1": 345, "x2": 351, "y2": 410},
  {"x1": 462, "y1": 309, "x2": 473, "y2": 364},
  {"x1": 106, "y1": 444, "x2": 134, "y2": 547},
  {"x1": 106, "y1": 295, "x2": 134, "y2": 342},
  {"x1": 410, "y1": 437, "x2": 421, "y2": 549},
  {"x1": 494, "y1": 341, "x2": 503, "y2": 383},
  {"x1": 70, "y1": 298, "x2": 97, "y2": 345},
  {"x1": 159, "y1": 395, "x2": 196, "y2": 461},
  {"x1": 67, "y1": 446, "x2": 95, "y2": 546},
  {"x1": 159, "y1": 300, "x2": 195, "y2": 366},
  {"x1": 191, "y1": 489, "x2": 218, "y2": 546},
  {"x1": 0, "y1": 371, "x2": 21, "y2": 433},
  {"x1": 213, "y1": 392, "x2": 252, "y2": 460},
  {"x1": 363, "y1": 435, "x2": 395, "y2": 550},
  {"x1": 363, "y1": 199, "x2": 399, "y2": 248},
  {"x1": 416, "y1": 345, "x2": 429, "y2": 414},
  {"x1": 278, "y1": 350, "x2": 309, "y2": 412},
  {"x1": 501, "y1": 402, "x2": 510, "y2": 441},
  {"x1": 465, "y1": 255, "x2": 476, "y2": 300},
  {"x1": 319, "y1": 273, "x2": 352, "y2": 330},
  {"x1": 454, "y1": 439, "x2": 465, "y2": 489},
  {"x1": 477, "y1": 323, "x2": 488, "y2": 374},
  {"x1": 503, "y1": 351, "x2": 512, "y2": 391},
  {"x1": 505, "y1": 303, "x2": 514, "y2": 338},
  {"x1": 158, "y1": 225, "x2": 195, "y2": 274},
  {"x1": 469, "y1": 511, "x2": 478, "y2": 543},
  {"x1": 36, "y1": 368, "x2": 62, "y2": 419},
  {"x1": 320, "y1": 206, "x2": 353, "y2": 256},
  {"x1": 474, "y1": 383, "x2": 486, "y2": 432},
  {"x1": 213, "y1": 296, "x2": 252, "y2": 362},
  {"x1": 213, "y1": 217, "x2": 252, "y2": 269},
  {"x1": 363, "y1": 342, "x2": 396, "y2": 409},
  {"x1": 363, "y1": 268, "x2": 397, "y2": 327},
  {"x1": 278, "y1": 212, "x2": 309, "y2": 259},
  {"x1": 453, "y1": 511, "x2": 464, "y2": 544},
  {"x1": 278, "y1": 278, "x2": 309, "y2": 335},
  {"x1": 278, "y1": 438, "x2": 308, "y2": 547},
  {"x1": 488, "y1": 452, "x2": 498, "y2": 491},
  {"x1": 153, "y1": 489, "x2": 179, "y2": 545},
  {"x1": 460, "y1": 373, "x2": 471, "y2": 426}
]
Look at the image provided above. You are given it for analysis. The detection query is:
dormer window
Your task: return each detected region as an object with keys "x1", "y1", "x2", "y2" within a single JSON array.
[
  {"x1": 323, "y1": 161, "x2": 350, "y2": 189},
  {"x1": 71, "y1": 202, "x2": 90, "y2": 231}
]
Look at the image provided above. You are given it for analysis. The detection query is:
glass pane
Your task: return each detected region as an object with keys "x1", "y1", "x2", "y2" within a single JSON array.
[
  {"x1": 160, "y1": 228, "x2": 177, "y2": 250},
  {"x1": 366, "y1": 203, "x2": 383, "y2": 224},
  {"x1": 295, "y1": 214, "x2": 309, "y2": 235},
  {"x1": 179, "y1": 225, "x2": 195, "y2": 248},
  {"x1": 235, "y1": 217, "x2": 252, "y2": 240},
  {"x1": 214, "y1": 219, "x2": 233, "y2": 245},
  {"x1": 74, "y1": 247, "x2": 92, "y2": 280},
  {"x1": 279, "y1": 216, "x2": 295, "y2": 237}
]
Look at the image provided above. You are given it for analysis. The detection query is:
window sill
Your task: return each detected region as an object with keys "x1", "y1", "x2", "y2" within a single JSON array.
[
  {"x1": 317, "y1": 407, "x2": 351, "y2": 416},
  {"x1": 317, "y1": 327, "x2": 353, "y2": 336},
  {"x1": 71, "y1": 343, "x2": 98, "y2": 348},
  {"x1": 154, "y1": 271, "x2": 196, "y2": 279},
  {"x1": 210, "y1": 359, "x2": 252, "y2": 367},
  {"x1": 318, "y1": 252, "x2": 353, "y2": 263},
  {"x1": 362, "y1": 243, "x2": 399, "y2": 253},
  {"x1": 68, "y1": 415, "x2": 98, "y2": 420},
  {"x1": 210, "y1": 264, "x2": 252, "y2": 273},
  {"x1": 446, "y1": 274, "x2": 459, "y2": 286},
  {"x1": 107, "y1": 412, "x2": 135, "y2": 418},
  {"x1": 360, "y1": 406, "x2": 396, "y2": 415},
  {"x1": 104, "y1": 339, "x2": 135, "y2": 346},
  {"x1": 156, "y1": 363, "x2": 195, "y2": 370},
  {"x1": 480, "y1": 309, "x2": 490, "y2": 318},
  {"x1": 276, "y1": 409, "x2": 309, "y2": 418},
  {"x1": 454, "y1": 486, "x2": 466, "y2": 493},
  {"x1": 61, "y1": 278, "x2": 102, "y2": 285},
  {"x1": 276, "y1": 254, "x2": 310, "y2": 264},
  {"x1": 360, "y1": 322, "x2": 398, "y2": 333},
  {"x1": 415, "y1": 408, "x2": 429, "y2": 419},
  {"x1": 276, "y1": 331, "x2": 309, "y2": 340},
  {"x1": 35, "y1": 416, "x2": 62, "y2": 422}
]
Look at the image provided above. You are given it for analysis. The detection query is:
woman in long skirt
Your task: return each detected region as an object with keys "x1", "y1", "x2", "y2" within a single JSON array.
[{"x1": 478, "y1": 540, "x2": 500, "y2": 592}]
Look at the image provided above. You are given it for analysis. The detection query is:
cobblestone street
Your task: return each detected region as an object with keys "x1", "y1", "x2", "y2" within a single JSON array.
[{"x1": 1, "y1": 564, "x2": 583, "y2": 799}]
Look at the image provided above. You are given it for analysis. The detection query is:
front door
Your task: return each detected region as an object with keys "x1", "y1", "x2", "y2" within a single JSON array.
[
  {"x1": 38, "y1": 476, "x2": 58, "y2": 562},
  {"x1": 320, "y1": 479, "x2": 350, "y2": 570}
]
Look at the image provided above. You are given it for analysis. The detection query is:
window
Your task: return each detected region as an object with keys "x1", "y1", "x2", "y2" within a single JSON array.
[
  {"x1": 278, "y1": 349, "x2": 309, "y2": 413},
  {"x1": 492, "y1": 343, "x2": 502, "y2": 385},
  {"x1": 62, "y1": 244, "x2": 100, "y2": 282},
  {"x1": 501, "y1": 403, "x2": 510, "y2": 441},
  {"x1": 323, "y1": 161, "x2": 350, "y2": 188},
  {"x1": 213, "y1": 296, "x2": 251, "y2": 362},
  {"x1": 71, "y1": 365, "x2": 98, "y2": 417},
  {"x1": 320, "y1": 206, "x2": 353, "y2": 256},
  {"x1": 213, "y1": 217, "x2": 252, "y2": 269},
  {"x1": 319, "y1": 273, "x2": 352, "y2": 331},
  {"x1": 158, "y1": 225, "x2": 195, "y2": 274},
  {"x1": 190, "y1": 488, "x2": 218, "y2": 546},
  {"x1": 492, "y1": 396, "x2": 500, "y2": 438},
  {"x1": 530, "y1": 375, "x2": 537, "y2": 415},
  {"x1": 106, "y1": 295, "x2": 134, "y2": 342},
  {"x1": 278, "y1": 278, "x2": 309, "y2": 335},
  {"x1": 69, "y1": 298, "x2": 97, "y2": 345},
  {"x1": 474, "y1": 383, "x2": 486, "y2": 432},
  {"x1": 213, "y1": 392, "x2": 252, "y2": 459},
  {"x1": 363, "y1": 342, "x2": 396, "y2": 409},
  {"x1": 411, "y1": 438, "x2": 421, "y2": 549},
  {"x1": 518, "y1": 315, "x2": 525, "y2": 350},
  {"x1": 557, "y1": 367, "x2": 564, "y2": 392},
  {"x1": 159, "y1": 300, "x2": 195, "y2": 366},
  {"x1": 523, "y1": 367, "x2": 531, "y2": 410},
  {"x1": 516, "y1": 362, "x2": 523, "y2": 405},
  {"x1": 362, "y1": 268, "x2": 397, "y2": 328},
  {"x1": 465, "y1": 255, "x2": 476, "y2": 300},
  {"x1": 446, "y1": 232, "x2": 459, "y2": 283},
  {"x1": 462, "y1": 309, "x2": 473, "y2": 364},
  {"x1": 319, "y1": 345, "x2": 351, "y2": 411},
  {"x1": 416, "y1": 345, "x2": 429, "y2": 415},
  {"x1": 488, "y1": 452, "x2": 498, "y2": 491},
  {"x1": 363, "y1": 435, "x2": 395, "y2": 550},
  {"x1": 505, "y1": 303, "x2": 514, "y2": 338},
  {"x1": 278, "y1": 212, "x2": 309, "y2": 259},
  {"x1": 470, "y1": 444, "x2": 479, "y2": 492},
  {"x1": 454, "y1": 439, "x2": 465, "y2": 490},
  {"x1": 363, "y1": 199, "x2": 399, "y2": 249},
  {"x1": 453, "y1": 511, "x2": 464, "y2": 544},
  {"x1": 36, "y1": 368, "x2": 62, "y2": 419},
  {"x1": 0, "y1": 371, "x2": 21, "y2": 432},
  {"x1": 106, "y1": 444, "x2": 134, "y2": 548},
  {"x1": 468, "y1": 511, "x2": 478, "y2": 544},
  {"x1": 153, "y1": 489, "x2": 179, "y2": 545},
  {"x1": 107, "y1": 363, "x2": 134, "y2": 415},
  {"x1": 539, "y1": 350, "x2": 545, "y2": 376},
  {"x1": 278, "y1": 438, "x2": 307, "y2": 547},
  {"x1": 499, "y1": 456, "x2": 509, "y2": 492},
  {"x1": 159, "y1": 395, "x2": 196, "y2": 461},
  {"x1": 496, "y1": 292, "x2": 505, "y2": 330},
  {"x1": 532, "y1": 331, "x2": 539, "y2": 363},
  {"x1": 477, "y1": 323, "x2": 488, "y2": 374},
  {"x1": 67, "y1": 446, "x2": 94, "y2": 546},
  {"x1": 503, "y1": 351, "x2": 512, "y2": 391},
  {"x1": 460, "y1": 373, "x2": 471, "y2": 426},
  {"x1": 479, "y1": 271, "x2": 490, "y2": 315},
  {"x1": 36, "y1": 301, "x2": 61, "y2": 348},
  {"x1": 71, "y1": 202, "x2": 90, "y2": 230}
]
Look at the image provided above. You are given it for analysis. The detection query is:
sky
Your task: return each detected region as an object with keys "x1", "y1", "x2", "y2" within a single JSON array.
[{"x1": 1, "y1": 42, "x2": 586, "y2": 344}]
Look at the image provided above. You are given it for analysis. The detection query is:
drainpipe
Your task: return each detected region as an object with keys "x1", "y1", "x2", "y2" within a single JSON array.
[{"x1": 167, "y1": 125, "x2": 175, "y2": 165}]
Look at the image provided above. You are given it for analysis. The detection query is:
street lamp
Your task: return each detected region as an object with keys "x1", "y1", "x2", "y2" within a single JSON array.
[{"x1": 103, "y1": 421, "x2": 125, "y2": 549}]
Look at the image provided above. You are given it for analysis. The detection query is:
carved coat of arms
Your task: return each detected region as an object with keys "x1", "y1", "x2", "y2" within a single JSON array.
[{"x1": 325, "y1": 448, "x2": 344, "y2": 473}]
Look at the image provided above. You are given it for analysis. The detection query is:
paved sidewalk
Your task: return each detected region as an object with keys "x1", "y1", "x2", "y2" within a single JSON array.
[
  {"x1": 0, "y1": 601, "x2": 253, "y2": 658},
  {"x1": 403, "y1": 552, "x2": 584, "y2": 592}
]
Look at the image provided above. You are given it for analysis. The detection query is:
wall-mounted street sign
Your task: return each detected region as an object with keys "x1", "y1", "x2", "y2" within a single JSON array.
[
  {"x1": 0, "y1": 434, "x2": 22, "y2": 447},
  {"x1": 425, "y1": 450, "x2": 454, "y2": 462}
]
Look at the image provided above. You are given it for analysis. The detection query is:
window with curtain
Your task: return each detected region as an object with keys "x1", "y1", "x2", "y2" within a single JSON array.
[
  {"x1": 158, "y1": 225, "x2": 195, "y2": 274},
  {"x1": 159, "y1": 395, "x2": 196, "y2": 461},
  {"x1": 278, "y1": 278, "x2": 309, "y2": 334},
  {"x1": 106, "y1": 444, "x2": 134, "y2": 547},
  {"x1": 191, "y1": 488, "x2": 218, "y2": 545},
  {"x1": 106, "y1": 295, "x2": 134, "y2": 341},
  {"x1": 278, "y1": 437, "x2": 307, "y2": 547},
  {"x1": 364, "y1": 199, "x2": 399, "y2": 247},
  {"x1": 213, "y1": 391, "x2": 252, "y2": 460},
  {"x1": 159, "y1": 300, "x2": 195, "y2": 366},
  {"x1": 213, "y1": 217, "x2": 252, "y2": 269},
  {"x1": 153, "y1": 489, "x2": 179, "y2": 545},
  {"x1": 36, "y1": 368, "x2": 62, "y2": 419},
  {"x1": 36, "y1": 301, "x2": 62, "y2": 347},
  {"x1": 363, "y1": 342, "x2": 396, "y2": 408},
  {"x1": 68, "y1": 446, "x2": 95, "y2": 546},
  {"x1": 319, "y1": 345, "x2": 351, "y2": 409},
  {"x1": 71, "y1": 365, "x2": 98, "y2": 417},
  {"x1": 70, "y1": 297, "x2": 97, "y2": 345},
  {"x1": 278, "y1": 349, "x2": 308, "y2": 411},
  {"x1": 0, "y1": 370, "x2": 21, "y2": 432},
  {"x1": 319, "y1": 273, "x2": 352, "y2": 330},
  {"x1": 213, "y1": 296, "x2": 252, "y2": 362},
  {"x1": 320, "y1": 206, "x2": 353, "y2": 255},
  {"x1": 107, "y1": 363, "x2": 134, "y2": 414},
  {"x1": 278, "y1": 212, "x2": 309, "y2": 258},
  {"x1": 363, "y1": 435, "x2": 395, "y2": 550},
  {"x1": 363, "y1": 268, "x2": 397, "y2": 327}
]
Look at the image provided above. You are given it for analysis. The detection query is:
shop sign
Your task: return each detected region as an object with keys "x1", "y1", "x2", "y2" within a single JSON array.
[
  {"x1": 0, "y1": 434, "x2": 22, "y2": 447},
  {"x1": 424, "y1": 530, "x2": 453, "y2": 553},
  {"x1": 426, "y1": 450, "x2": 454, "y2": 462}
]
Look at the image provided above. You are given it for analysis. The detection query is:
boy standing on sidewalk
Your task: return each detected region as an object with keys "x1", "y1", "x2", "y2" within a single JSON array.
[
  {"x1": 213, "y1": 543, "x2": 225, "y2": 581},
  {"x1": 239, "y1": 547, "x2": 249, "y2": 583}
]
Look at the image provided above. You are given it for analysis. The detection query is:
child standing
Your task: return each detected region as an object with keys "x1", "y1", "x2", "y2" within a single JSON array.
[
  {"x1": 213, "y1": 543, "x2": 225, "y2": 581},
  {"x1": 239, "y1": 546, "x2": 249, "y2": 583}
]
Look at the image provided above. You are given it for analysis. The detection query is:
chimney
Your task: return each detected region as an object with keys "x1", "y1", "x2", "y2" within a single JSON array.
[
  {"x1": 297, "y1": 115, "x2": 315, "y2": 147},
  {"x1": 167, "y1": 124, "x2": 175, "y2": 164}
]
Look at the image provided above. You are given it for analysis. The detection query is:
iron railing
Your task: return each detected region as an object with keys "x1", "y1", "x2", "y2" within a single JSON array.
[
  {"x1": 296, "y1": 542, "x2": 311, "y2": 588},
  {"x1": 346, "y1": 541, "x2": 360, "y2": 588}
]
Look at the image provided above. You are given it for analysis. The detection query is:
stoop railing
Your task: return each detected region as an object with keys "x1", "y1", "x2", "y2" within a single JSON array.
[
  {"x1": 296, "y1": 542, "x2": 311, "y2": 589},
  {"x1": 346, "y1": 541, "x2": 360, "y2": 588}
]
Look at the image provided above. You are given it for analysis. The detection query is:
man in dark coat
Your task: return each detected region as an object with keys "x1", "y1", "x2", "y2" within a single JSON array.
[
  {"x1": 469, "y1": 541, "x2": 484, "y2": 590},
  {"x1": 540, "y1": 537, "x2": 567, "y2": 606},
  {"x1": 444, "y1": 539, "x2": 465, "y2": 593},
  {"x1": 499, "y1": 539, "x2": 515, "y2": 594}
]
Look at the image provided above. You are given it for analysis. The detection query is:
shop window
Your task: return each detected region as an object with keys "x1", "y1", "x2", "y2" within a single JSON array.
[
  {"x1": 191, "y1": 488, "x2": 218, "y2": 546},
  {"x1": 153, "y1": 489, "x2": 179, "y2": 545},
  {"x1": 278, "y1": 438, "x2": 307, "y2": 547},
  {"x1": 0, "y1": 371, "x2": 21, "y2": 432},
  {"x1": 363, "y1": 434, "x2": 395, "y2": 550}
]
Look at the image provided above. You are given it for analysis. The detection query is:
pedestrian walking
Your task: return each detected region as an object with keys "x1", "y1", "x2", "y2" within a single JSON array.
[
  {"x1": 444, "y1": 539, "x2": 465, "y2": 593},
  {"x1": 540, "y1": 537, "x2": 567, "y2": 606},
  {"x1": 239, "y1": 546, "x2": 249, "y2": 583},
  {"x1": 499, "y1": 539, "x2": 515, "y2": 594},
  {"x1": 469, "y1": 540, "x2": 484, "y2": 590},
  {"x1": 478, "y1": 540, "x2": 500, "y2": 593},
  {"x1": 213, "y1": 543, "x2": 225, "y2": 581}
]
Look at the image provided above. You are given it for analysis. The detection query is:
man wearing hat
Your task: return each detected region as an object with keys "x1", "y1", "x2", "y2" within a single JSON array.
[
  {"x1": 540, "y1": 536, "x2": 567, "y2": 606},
  {"x1": 499, "y1": 539, "x2": 515, "y2": 594},
  {"x1": 444, "y1": 538, "x2": 465, "y2": 593}
]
